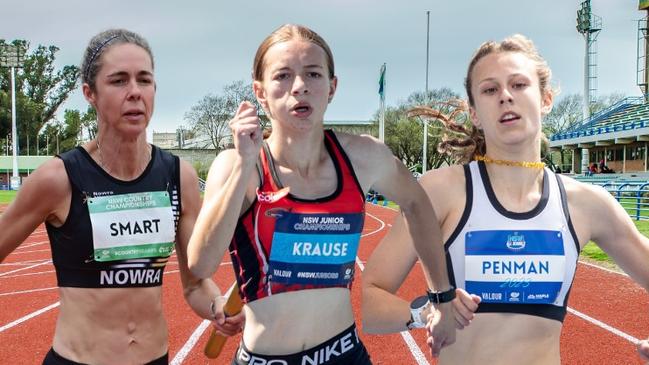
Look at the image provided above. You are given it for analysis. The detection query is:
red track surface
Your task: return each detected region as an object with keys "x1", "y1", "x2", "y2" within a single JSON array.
[{"x1": 0, "y1": 203, "x2": 647, "y2": 364}]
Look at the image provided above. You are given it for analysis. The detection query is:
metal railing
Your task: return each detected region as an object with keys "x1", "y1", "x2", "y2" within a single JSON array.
[{"x1": 593, "y1": 180, "x2": 649, "y2": 220}]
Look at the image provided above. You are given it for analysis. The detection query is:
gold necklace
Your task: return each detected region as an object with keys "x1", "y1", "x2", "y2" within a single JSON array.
[{"x1": 475, "y1": 155, "x2": 545, "y2": 169}]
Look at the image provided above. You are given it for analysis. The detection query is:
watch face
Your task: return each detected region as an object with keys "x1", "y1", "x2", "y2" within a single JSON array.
[{"x1": 410, "y1": 295, "x2": 429, "y2": 309}]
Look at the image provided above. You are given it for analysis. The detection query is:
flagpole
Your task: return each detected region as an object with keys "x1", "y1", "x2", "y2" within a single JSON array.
[
  {"x1": 378, "y1": 63, "x2": 386, "y2": 142},
  {"x1": 422, "y1": 11, "x2": 430, "y2": 174}
]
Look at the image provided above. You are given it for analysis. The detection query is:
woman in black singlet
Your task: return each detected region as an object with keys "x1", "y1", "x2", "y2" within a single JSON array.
[
  {"x1": 187, "y1": 24, "x2": 456, "y2": 364},
  {"x1": 0, "y1": 29, "x2": 240, "y2": 365},
  {"x1": 362, "y1": 34, "x2": 649, "y2": 364}
]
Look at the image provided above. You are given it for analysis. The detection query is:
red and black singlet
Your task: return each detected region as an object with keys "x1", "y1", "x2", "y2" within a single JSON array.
[{"x1": 229, "y1": 130, "x2": 366, "y2": 303}]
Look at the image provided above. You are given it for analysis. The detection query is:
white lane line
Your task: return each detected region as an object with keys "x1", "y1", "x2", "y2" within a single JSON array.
[
  {"x1": 0, "y1": 270, "x2": 55, "y2": 279},
  {"x1": 578, "y1": 260, "x2": 628, "y2": 277},
  {"x1": 362, "y1": 212, "x2": 386, "y2": 238},
  {"x1": 170, "y1": 320, "x2": 212, "y2": 365},
  {"x1": 357, "y1": 214, "x2": 430, "y2": 365},
  {"x1": 7, "y1": 249, "x2": 51, "y2": 255},
  {"x1": 14, "y1": 241, "x2": 49, "y2": 250},
  {"x1": 567, "y1": 307, "x2": 639, "y2": 345},
  {"x1": 0, "y1": 259, "x2": 53, "y2": 266},
  {"x1": 0, "y1": 260, "x2": 52, "y2": 277},
  {"x1": 0, "y1": 302, "x2": 60, "y2": 333},
  {"x1": 399, "y1": 331, "x2": 430, "y2": 365},
  {"x1": 0, "y1": 286, "x2": 57, "y2": 297}
]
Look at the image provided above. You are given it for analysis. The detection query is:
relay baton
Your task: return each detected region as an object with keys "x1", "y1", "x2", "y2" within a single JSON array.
[{"x1": 204, "y1": 282, "x2": 243, "y2": 358}]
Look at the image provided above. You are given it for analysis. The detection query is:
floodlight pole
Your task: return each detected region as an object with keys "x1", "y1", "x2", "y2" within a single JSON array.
[
  {"x1": 0, "y1": 44, "x2": 23, "y2": 189},
  {"x1": 10, "y1": 66, "x2": 18, "y2": 181},
  {"x1": 422, "y1": 10, "x2": 430, "y2": 174}
]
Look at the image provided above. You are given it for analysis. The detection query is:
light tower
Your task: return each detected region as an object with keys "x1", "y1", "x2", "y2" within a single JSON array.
[
  {"x1": 576, "y1": 0, "x2": 602, "y2": 173},
  {"x1": 637, "y1": 1, "x2": 649, "y2": 98},
  {"x1": 0, "y1": 43, "x2": 25, "y2": 190}
]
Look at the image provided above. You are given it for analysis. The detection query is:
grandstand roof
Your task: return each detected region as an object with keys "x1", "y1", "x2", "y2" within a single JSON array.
[{"x1": 549, "y1": 96, "x2": 649, "y2": 149}]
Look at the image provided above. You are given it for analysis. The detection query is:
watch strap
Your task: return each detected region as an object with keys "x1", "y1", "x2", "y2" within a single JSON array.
[{"x1": 427, "y1": 286, "x2": 456, "y2": 304}]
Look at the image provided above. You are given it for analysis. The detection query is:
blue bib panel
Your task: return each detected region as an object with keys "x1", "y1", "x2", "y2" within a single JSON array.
[
  {"x1": 465, "y1": 230, "x2": 566, "y2": 304},
  {"x1": 268, "y1": 212, "x2": 363, "y2": 286}
]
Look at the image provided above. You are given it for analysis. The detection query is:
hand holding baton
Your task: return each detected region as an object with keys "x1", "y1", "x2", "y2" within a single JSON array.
[{"x1": 204, "y1": 282, "x2": 243, "y2": 359}]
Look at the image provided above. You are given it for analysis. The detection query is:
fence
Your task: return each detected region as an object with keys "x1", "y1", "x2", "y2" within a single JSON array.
[{"x1": 589, "y1": 179, "x2": 649, "y2": 220}]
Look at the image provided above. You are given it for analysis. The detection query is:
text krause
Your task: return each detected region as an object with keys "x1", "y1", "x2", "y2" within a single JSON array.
[{"x1": 270, "y1": 233, "x2": 358, "y2": 265}]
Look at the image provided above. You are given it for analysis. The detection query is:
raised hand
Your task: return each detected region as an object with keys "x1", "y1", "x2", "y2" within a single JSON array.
[{"x1": 229, "y1": 101, "x2": 263, "y2": 163}]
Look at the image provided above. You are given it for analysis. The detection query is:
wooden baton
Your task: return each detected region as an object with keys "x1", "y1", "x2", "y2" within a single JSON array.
[{"x1": 204, "y1": 282, "x2": 243, "y2": 359}]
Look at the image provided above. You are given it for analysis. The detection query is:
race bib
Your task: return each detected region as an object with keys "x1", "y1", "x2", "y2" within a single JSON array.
[
  {"x1": 88, "y1": 191, "x2": 176, "y2": 262},
  {"x1": 268, "y1": 212, "x2": 363, "y2": 286},
  {"x1": 465, "y1": 230, "x2": 565, "y2": 304}
]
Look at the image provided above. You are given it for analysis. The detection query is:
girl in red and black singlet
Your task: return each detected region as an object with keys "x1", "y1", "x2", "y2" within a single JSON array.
[
  {"x1": 187, "y1": 24, "x2": 454, "y2": 365},
  {"x1": 231, "y1": 130, "x2": 365, "y2": 303}
]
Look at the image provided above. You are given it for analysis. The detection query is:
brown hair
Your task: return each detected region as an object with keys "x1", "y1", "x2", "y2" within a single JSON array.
[
  {"x1": 420, "y1": 34, "x2": 553, "y2": 163},
  {"x1": 408, "y1": 100, "x2": 483, "y2": 165},
  {"x1": 81, "y1": 29, "x2": 153, "y2": 91},
  {"x1": 252, "y1": 24, "x2": 335, "y2": 82}
]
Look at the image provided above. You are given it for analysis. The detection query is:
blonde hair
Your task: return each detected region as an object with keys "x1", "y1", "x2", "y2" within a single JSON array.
[{"x1": 252, "y1": 24, "x2": 335, "y2": 82}]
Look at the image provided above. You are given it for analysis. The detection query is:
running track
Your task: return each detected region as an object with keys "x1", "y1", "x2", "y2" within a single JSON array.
[{"x1": 0, "y1": 203, "x2": 647, "y2": 364}]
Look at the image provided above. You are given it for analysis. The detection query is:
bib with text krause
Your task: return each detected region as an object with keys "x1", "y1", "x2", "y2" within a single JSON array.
[
  {"x1": 268, "y1": 212, "x2": 363, "y2": 286},
  {"x1": 88, "y1": 191, "x2": 175, "y2": 262},
  {"x1": 465, "y1": 230, "x2": 566, "y2": 304}
]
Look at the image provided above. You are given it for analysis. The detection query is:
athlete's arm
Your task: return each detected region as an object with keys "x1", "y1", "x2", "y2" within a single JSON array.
[
  {"x1": 176, "y1": 160, "x2": 243, "y2": 335},
  {"x1": 0, "y1": 158, "x2": 69, "y2": 262},
  {"x1": 565, "y1": 178, "x2": 649, "y2": 290},
  {"x1": 362, "y1": 212, "x2": 421, "y2": 333},
  {"x1": 187, "y1": 101, "x2": 262, "y2": 279},
  {"x1": 566, "y1": 179, "x2": 649, "y2": 360},
  {"x1": 355, "y1": 137, "x2": 455, "y2": 356}
]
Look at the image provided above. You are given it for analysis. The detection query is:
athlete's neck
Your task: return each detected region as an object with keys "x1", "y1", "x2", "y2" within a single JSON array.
[{"x1": 266, "y1": 128, "x2": 326, "y2": 177}]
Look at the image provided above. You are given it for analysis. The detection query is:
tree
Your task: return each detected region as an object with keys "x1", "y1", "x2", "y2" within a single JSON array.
[
  {"x1": 184, "y1": 93, "x2": 231, "y2": 152},
  {"x1": 377, "y1": 87, "x2": 462, "y2": 171},
  {"x1": 0, "y1": 39, "x2": 79, "y2": 155},
  {"x1": 184, "y1": 80, "x2": 267, "y2": 153}
]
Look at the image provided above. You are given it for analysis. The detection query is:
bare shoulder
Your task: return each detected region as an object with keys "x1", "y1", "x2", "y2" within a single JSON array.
[
  {"x1": 555, "y1": 174, "x2": 623, "y2": 239},
  {"x1": 419, "y1": 164, "x2": 466, "y2": 194},
  {"x1": 11, "y1": 157, "x2": 70, "y2": 222},
  {"x1": 208, "y1": 148, "x2": 239, "y2": 172},
  {"x1": 179, "y1": 159, "x2": 199, "y2": 184},
  {"x1": 332, "y1": 132, "x2": 391, "y2": 165},
  {"x1": 26, "y1": 157, "x2": 69, "y2": 195},
  {"x1": 419, "y1": 165, "x2": 466, "y2": 217},
  {"x1": 556, "y1": 174, "x2": 612, "y2": 208}
]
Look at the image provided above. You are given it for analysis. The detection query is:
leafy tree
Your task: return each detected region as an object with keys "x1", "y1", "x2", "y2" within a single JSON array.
[
  {"x1": 184, "y1": 80, "x2": 266, "y2": 153},
  {"x1": 0, "y1": 39, "x2": 79, "y2": 155},
  {"x1": 377, "y1": 87, "x2": 461, "y2": 171}
]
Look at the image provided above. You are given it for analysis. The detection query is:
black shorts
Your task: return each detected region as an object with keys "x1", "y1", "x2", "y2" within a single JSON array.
[
  {"x1": 42, "y1": 348, "x2": 168, "y2": 365},
  {"x1": 231, "y1": 324, "x2": 372, "y2": 365}
]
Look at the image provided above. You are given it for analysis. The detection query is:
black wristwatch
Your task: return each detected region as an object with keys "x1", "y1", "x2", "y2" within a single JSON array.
[{"x1": 426, "y1": 286, "x2": 456, "y2": 304}]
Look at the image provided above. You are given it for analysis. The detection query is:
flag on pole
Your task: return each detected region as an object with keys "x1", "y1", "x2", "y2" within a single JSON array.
[{"x1": 378, "y1": 63, "x2": 386, "y2": 100}]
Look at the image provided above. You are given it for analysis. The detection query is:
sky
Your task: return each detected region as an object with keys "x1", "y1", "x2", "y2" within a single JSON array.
[{"x1": 3, "y1": 0, "x2": 646, "y2": 137}]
